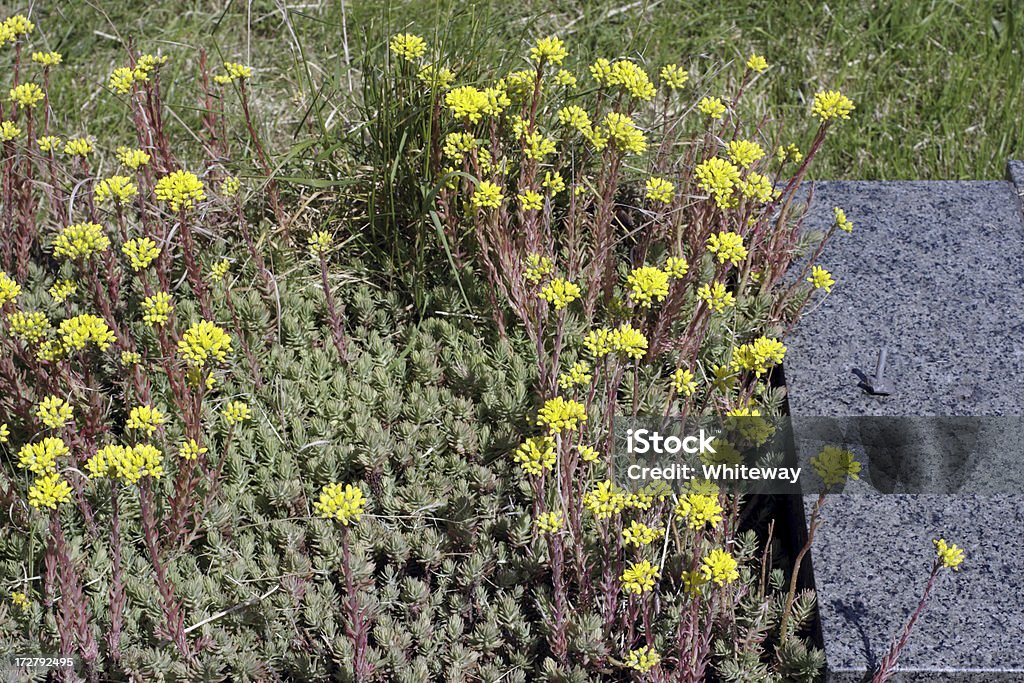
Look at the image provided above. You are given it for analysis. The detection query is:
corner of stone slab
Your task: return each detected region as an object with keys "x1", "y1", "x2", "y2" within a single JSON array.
[{"x1": 1007, "y1": 160, "x2": 1024, "y2": 205}]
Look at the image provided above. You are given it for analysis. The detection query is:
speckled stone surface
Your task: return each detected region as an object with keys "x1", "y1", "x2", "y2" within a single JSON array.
[{"x1": 785, "y1": 181, "x2": 1024, "y2": 681}]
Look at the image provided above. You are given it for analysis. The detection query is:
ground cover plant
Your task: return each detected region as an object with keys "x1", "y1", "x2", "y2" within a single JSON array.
[{"x1": 0, "y1": 7, "x2": 969, "y2": 682}]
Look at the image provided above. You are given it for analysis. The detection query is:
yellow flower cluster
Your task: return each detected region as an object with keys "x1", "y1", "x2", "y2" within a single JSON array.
[
  {"x1": 557, "y1": 361, "x2": 592, "y2": 389},
  {"x1": 514, "y1": 435, "x2": 556, "y2": 476},
  {"x1": 644, "y1": 176, "x2": 674, "y2": 204},
  {"x1": 833, "y1": 206, "x2": 853, "y2": 232},
  {"x1": 0, "y1": 121, "x2": 20, "y2": 141},
  {"x1": 63, "y1": 137, "x2": 93, "y2": 156},
  {"x1": 18, "y1": 437, "x2": 69, "y2": 474},
  {"x1": 660, "y1": 63, "x2": 689, "y2": 89},
  {"x1": 35, "y1": 396, "x2": 74, "y2": 430},
  {"x1": 810, "y1": 446, "x2": 861, "y2": 487},
  {"x1": 0, "y1": 423, "x2": 8, "y2": 443},
  {"x1": 557, "y1": 105, "x2": 591, "y2": 132},
  {"x1": 777, "y1": 143, "x2": 803, "y2": 163},
  {"x1": 95, "y1": 175, "x2": 138, "y2": 205},
  {"x1": 808, "y1": 265, "x2": 835, "y2": 293},
  {"x1": 120, "y1": 350, "x2": 141, "y2": 366},
  {"x1": 672, "y1": 368, "x2": 697, "y2": 396},
  {"x1": 701, "y1": 548, "x2": 739, "y2": 585},
  {"x1": 591, "y1": 58, "x2": 655, "y2": 100},
  {"x1": 695, "y1": 158, "x2": 741, "y2": 209},
  {"x1": 738, "y1": 172, "x2": 774, "y2": 202},
  {"x1": 698, "y1": 96, "x2": 727, "y2": 119},
  {"x1": 538, "y1": 278, "x2": 581, "y2": 310},
  {"x1": 583, "y1": 480, "x2": 627, "y2": 519},
  {"x1": 179, "y1": 439, "x2": 208, "y2": 461},
  {"x1": 535, "y1": 510, "x2": 563, "y2": 534},
  {"x1": 10, "y1": 591, "x2": 29, "y2": 611},
  {"x1": 523, "y1": 253, "x2": 553, "y2": 284},
  {"x1": 746, "y1": 54, "x2": 769, "y2": 73},
  {"x1": 0, "y1": 270, "x2": 21, "y2": 305},
  {"x1": 32, "y1": 51, "x2": 62, "y2": 67},
  {"x1": 626, "y1": 646, "x2": 661, "y2": 673},
  {"x1": 122, "y1": 237, "x2": 160, "y2": 271},
  {"x1": 813, "y1": 90, "x2": 855, "y2": 122},
  {"x1": 523, "y1": 131, "x2": 556, "y2": 161},
  {"x1": 215, "y1": 62, "x2": 252, "y2": 84},
  {"x1": 578, "y1": 444, "x2": 600, "y2": 462},
  {"x1": 665, "y1": 256, "x2": 689, "y2": 279},
  {"x1": 210, "y1": 259, "x2": 232, "y2": 283},
  {"x1": 37, "y1": 136, "x2": 61, "y2": 152},
  {"x1": 471, "y1": 180, "x2": 504, "y2": 208},
  {"x1": 622, "y1": 520, "x2": 664, "y2": 547},
  {"x1": 529, "y1": 36, "x2": 567, "y2": 65},
  {"x1": 731, "y1": 337, "x2": 786, "y2": 377},
  {"x1": 116, "y1": 146, "x2": 151, "y2": 170},
  {"x1": 445, "y1": 85, "x2": 508, "y2": 123},
  {"x1": 621, "y1": 559, "x2": 660, "y2": 594},
  {"x1": 314, "y1": 483, "x2": 366, "y2": 525},
  {"x1": 53, "y1": 222, "x2": 109, "y2": 260},
  {"x1": 601, "y1": 112, "x2": 647, "y2": 154},
  {"x1": 308, "y1": 230, "x2": 333, "y2": 255},
  {"x1": 222, "y1": 400, "x2": 251, "y2": 425},
  {"x1": 675, "y1": 493, "x2": 723, "y2": 529},
  {"x1": 107, "y1": 67, "x2": 136, "y2": 94},
  {"x1": 126, "y1": 405, "x2": 168, "y2": 435},
  {"x1": 9, "y1": 83, "x2": 44, "y2": 108},
  {"x1": 28, "y1": 473, "x2": 72, "y2": 509},
  {"x1": 133, "y1": 54, "x2": 168, "y2": 82},
  {"x1": 141, "y1": 292, "x2": 173, "y2": 327},
  {"x1": 417, "y1": 63, "x2": 455, "y2": 90},
  {"x1": 155, "y1": 170, "x2": 207, "y2": 212},
  {"x1": 726, "y1": 139, "x2": 765, "y2": 168},
  {"x1": 583, "y1": 323, "x2": 649, "y2": 360},
  {"x1": 85, "y1": 443, "x2": 164, "y2": 483},
  {"x1": 221, "y1": 176, "x2": 240, "y2": 197},
  {"x1": 626, "y1": 265, "x2": 670, "y2": 308},
  {"x1": 697, "y1": 281, "x2": 736, "y2": 312},
  {"x1": 518, "y1": 190, "x2": 543, "y2": 211},
  {"x1": 1, "y1": 15, "x2": 34, "y2": 41},
  {"x1": 934, "y1": 538, "x2": 965, "y2": 570},
  {"x1": 60, "y1": 314, "x2": 115, "y2": 352},
  {"x1": 537, "y1": 396, "x2": 587, "y2": 433},
  {"x1": 390, "y1": 33, "x2": 427, "y2": 62},
  {"x1": 7, "y1": 311, "x2": 50, "y2": 345},
  {"x1": 177, "y1": 320, "x2": 233, "y2": 367},
  {"x1": 48, "y1": 279, "x2": 76, "y2": 303}
]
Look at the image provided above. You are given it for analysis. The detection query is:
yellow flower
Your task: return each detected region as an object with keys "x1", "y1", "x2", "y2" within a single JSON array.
[
  {"x1": 108, "y1": 443, "x2": 164, "y2": 483},
  {"x1": 539, "y1": 278, "x2": 581, "y2": 310},
  {"x1": 578, "y1": 445, "x2": 600, "y2": 463},
  {"x1": 557, "y1": 105, "x2": 591, "y2": 133},
  {"x1": 221, "y1": 176, "x2": 241, "y2": 197},
  {"x1": 471, "y1": 180, "x2": 504, "y2": 209},
  {"x1": 7, "y1": 311, "x2": 51, "y2": 345},
  {"x1": 622, "y1": 521, "x2": 664, "y2": 547},
  {"x1": 107, "y1": 67, "x2": 136, "y2": 94},
  {"x1": 583, "y1": 480, "x2": 627, "y2": 519},
  {"x1": 221, "y1": 62, "x2": 252, "y2": 82},
  {"x1": 698, "y1": 96, "x2": 727, "y2": 119},
  {"x1": 314, "y1": 483, "x2": 366, "y2": 525},
  {"x1": 126, "y1": 404, "x2": 168, "y2": 435},
  {"x1": 672, "y1": 368, "x2": 697, "y2": 396},
  {"x1": 558, "y1": 361, "x2": 592, "y2": 389},
  {"x1": 222, "y1": 400, "x2": 251, "y2": 425},
  {"x1": 675, "y1": 493, "x2": 723, "y2": 530},
  {"x1": 621, "y1": 559, "x2": 660, "y2": 594},
  {"x1": 18, "y1": 437, "x2": 68, "y2": 474},
  {"x1": 746, "y1": 54, "x2": 769, "y2": 73},
  {"x1": 523, "y1": 253, "x2": 554, "y2": 284},
  {"x1": 53, "y1": 222, "x2": 109, "y2": 260},
  {"x1": 445, "y1": 85, "x2": 491, "y2": 123},
  {"x1": 155, "y1": 170, "x2": 207, "y2": 212},
  {"x1": 833, "y1": 206, "x2": 853, "y2": 233},
  {"x1": 934, "y1": 538, "x2": 965, "y2": 570},
  {"x1": 554, "y1": 69, "x2": 577, "y2": 87},
  {"x1": 645, "y1": 176, "x2": 674, "y2": 204},
  {"x1": 808, "y1": 265, "x2": 835, "y2": 293},
  {"x1": 85, "y1": 444, "x2": 121, "y2": 478},
  {"x1": 10, "y1": 591, "x2": 30, "y2": 611},
  {"x1": 523, "y1": 131, "x2": 556, "y2": 161},
  {"x1": 529, "y1": 36, "x2": 568, "y2": 66},
  {"x1": 542, "y1": 171, "x2": 565, "y2": 196},
  {"x1": 62, "y1": 137, "x2": 94, "y2": 156},
  {"x1": 122, "y1": 237, "x2": 160, "y2": 271},
  {"x1": 179, "y1": 439, "x2": 208, "y2": 461},
  {"x1": 417, "y1": 63, "x2": 455, "y2": 90},
  {"x1": 35, "y1": 396, "x2": 74, "y2": 430},
  {"x1": 9, "y1": 83, "x2": 44, "y2": 108},
  {"x1": 3, "y1": 15, "x2": 34, "y2": 39},
  {"x1": 583, "y1": 327, "x2": 615, "y2": 358},
  {"x1": 390, "y1": 33, "x2": 427, "y2": 62},
  {"x1": 116, "y1": 146, "x2": 151, "y2": 170},
  {"x1": 94, "y1": 175, "x2": 138, "y2": 205},
  {"x1": 626, "y1": 265, "x2": 670, "y2": 308},
  {"x1": 602, "y1": 112, "x2": 647, "y2": 154},
  {"x1": 665, "y1": 256, "x2": 689, "y2": 279},
  {"x1": 695, "y1": 158, "x2": 741, "y2": 209},
  {"x1": 37, "y1": 136, "x2": 61, "y2": 153},
  {"x1": 731, "y1": 337, "x2": 786, "y2": 377},
  {"x1": 0, "y1": 270, "x2": 21, "y2": 305},
  {"x1": 518, "y1": 190, "x2": 543, "y2": 212},
  {"x1": 626, "y1": 646, "x2": 661, "y2": 673},
  {"x1": 141, "y1": 292, "x2": 173, "y2": 327},
  {"x1": 811, "y1": 446, "x2": 861, "y2": 487},
  {"x1": 177, "y1": 320, "x2": 233, "y2": 367},
  {"x1": 776, "y1": 143, "x2": 803, "y2": 164},
  {"x1": 738, "y1": 172, "x2": 773, "y2": 202},
  {"x1": 611, "y1": 322, "x2": 648, "y2": 360},
  {"x1": 660, "y1": 63, "x2": 689, "y2": 89},
  {"x1": 48, "y1": 279, "x2": 76, "y2": 303},
  {"x1": 120, "y1": 350, "x2": 141, "y2": 366},
  {"x1": 133, "y1": 54, "x2": 169, "y2": 81},
  {"x1": 210, "y1": 259, "x2": 232, "y2": 283},
  {"x1": 726, "y1": 139, "x2": 765, "y2": 169},
  {"x1": 0, "y1": 423, "x2": 8, "y2": 443},
  {"x1": 700, "y1": 548, "x2": 740, "y2": 585},
  {"x1": 537, "y1": 396, "x2": 587, "y2": 433},
  {"x1": 536, "y1": 511, "x2": 564, "y2": 534},
  {"x1": 32, "y1": 51, "x2": 62, "y2": 67},
  {"x1": 812, "y1": 90, "x2": 855, "y2": 122},
  {"x1": 28, "y1": 473, "x2": 72, "y2": 509},
  {"x1": 0, "y1": 121, "x2": 21, "y2": 141},
  {"x1": 514, "y1": 436, "x2": 556, "y2": 476},
  {"x1": 307, "y1": 231, "x2": 333, "y2": 255},
  {"x1": 596, "y1": 59, "x2": 656, "y2": 100},
  {"x1": 697, "y1": 281, "x2": 736, "y2": 312}
]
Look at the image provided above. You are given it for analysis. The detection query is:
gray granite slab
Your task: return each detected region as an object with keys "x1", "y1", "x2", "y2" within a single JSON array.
[{"x1": 785, "y1": 180, "x2": 1024, "y2": 681}]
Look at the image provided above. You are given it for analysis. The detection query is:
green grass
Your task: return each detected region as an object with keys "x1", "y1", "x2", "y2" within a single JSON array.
[{"x1": 19, "y1": 0, "x2": 1024, "y2": 180}]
